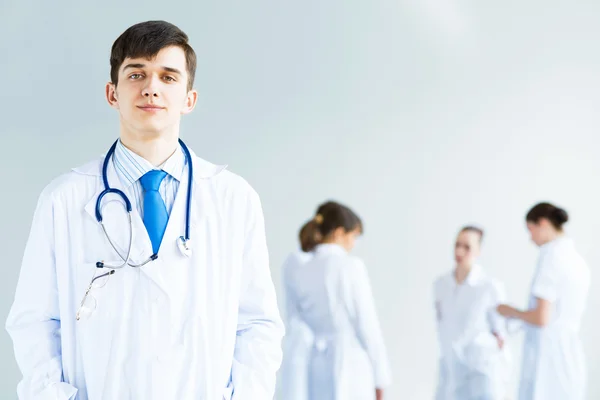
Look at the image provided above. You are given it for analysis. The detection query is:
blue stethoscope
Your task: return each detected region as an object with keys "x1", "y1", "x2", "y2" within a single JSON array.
[{"x1": 94, "y1": 139, "x2": 193, "y2": 269}]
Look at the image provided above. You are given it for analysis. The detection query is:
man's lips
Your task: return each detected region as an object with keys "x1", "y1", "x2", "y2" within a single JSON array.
[{"x1": 137, "y1": 105, "x2": 165, "y2": 111}]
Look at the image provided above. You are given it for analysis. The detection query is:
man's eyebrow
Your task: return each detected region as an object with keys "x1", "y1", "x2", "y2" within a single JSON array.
[
  {"x1": 122, "y1": 63, "x2": 146, "y2": 71},
  {"x1": 162, "y1": 66, "x2": 182, "y2": 75},
  {"x1": 122, "y1": 63, "x2": 182, "y2": 76}
]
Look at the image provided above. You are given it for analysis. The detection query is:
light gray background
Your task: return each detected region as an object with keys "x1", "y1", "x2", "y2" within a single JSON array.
[{"x1": 1, "y1": 1, "x2": 600, "y2": 399}]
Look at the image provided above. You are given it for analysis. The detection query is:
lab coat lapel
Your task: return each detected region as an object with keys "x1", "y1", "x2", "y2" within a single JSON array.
[
  {"x1": 142, "y1": 162, "x2": 197, "y2": 304},
  {"x1": 136, "y1": 167, "x2": 191, "y2": 295},
  {"x1": 143, "y1": 153, "x2": 225, "y2": 302},
  {"x1": 160, "y1": 165, "x2": 188, "y2": 259}
]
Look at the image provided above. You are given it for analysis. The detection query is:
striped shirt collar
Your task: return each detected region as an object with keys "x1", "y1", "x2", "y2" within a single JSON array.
[{"x1": 112, "y1": 139, "x2": 186, "y2": 188}]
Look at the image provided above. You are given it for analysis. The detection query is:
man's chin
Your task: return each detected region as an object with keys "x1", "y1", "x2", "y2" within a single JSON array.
[
  {"x1": 120, "y1": 118, "x2": 179, "y2": 139},
  {"x1": 131, "y1": 123, "x2": 171, "y2": 138}
]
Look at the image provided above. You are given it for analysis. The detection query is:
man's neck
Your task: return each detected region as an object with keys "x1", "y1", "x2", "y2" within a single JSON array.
[
  {"x1": 120, "y1": 132, "x2": 179, "y2": 167},
  {"x1": 454, "y1": 264, "x2": 473, "y2": 285}
]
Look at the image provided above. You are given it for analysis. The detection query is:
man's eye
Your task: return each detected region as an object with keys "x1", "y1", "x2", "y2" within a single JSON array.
[
  {"x1": 129, "y1": 73, "x2": 143, "y2": 80},
  {"x1": 163, "y1": 76, "x2": 176, "y2": 82}
]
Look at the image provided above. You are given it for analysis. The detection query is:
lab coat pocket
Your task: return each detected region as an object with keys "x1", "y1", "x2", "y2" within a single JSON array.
[
  {"x1": 222, "y1": 381, "x2": 233, "y2": 400},
  {"x1": 458, "y1": 332, "x2": 501, "y2": 375},
  {"x1": 74, "y1": 262, "x2": 122, "y2": 322},
  {"x1": 74, "y1": 263, "x2": 122, "y2": 396},
  {"x1": 152, "y1": 344, "x2": 187, "y2": 399},
  {"x1": 35, "y1": 381, "x2": 78, "y2": 400}
]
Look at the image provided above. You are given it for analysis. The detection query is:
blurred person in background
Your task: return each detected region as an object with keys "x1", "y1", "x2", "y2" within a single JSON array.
[
  {"x1": 283, "y1": 201, "x2": 391, "y2": 400},
  {"x1": 434, "y1": 226, "x2": 511, "y2": 400},
  {"x1": 497, "y1": 203, "x2": 590, "y2": 400},
  {"x1": 280, "y1": 201, "x2": 338, "y2": 400}
]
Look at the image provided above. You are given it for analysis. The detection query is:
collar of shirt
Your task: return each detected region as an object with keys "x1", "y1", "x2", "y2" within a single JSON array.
[
  {"x1": 113, "y1": 139, "x2": 186, "y2": 188},
  {"x1": 540, "y1": 235, "x2": 573, "y2": 252},
  {"x1": 450, "y1": 264, "x2": 484, "y2": 287},
  {"x1": 314, "y1": 243, "x2": 348, "y2": 256}
]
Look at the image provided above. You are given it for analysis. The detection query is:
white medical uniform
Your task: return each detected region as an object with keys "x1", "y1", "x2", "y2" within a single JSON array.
[
  {"x1": 434, "y1": 265, "x2": 510, "y2": 400},
  {"x1": 6, "y1": 148, "x2": 284, "y2": 400},
  {"x1": 284, "y1": 243, "x2": 391, "y2": 400},
  {"x1": 280, "y1": 250, "x2": 314, "y2": 400},
  {"x1": 518, "y1": 236, "x2": 590, "y2": 400}
]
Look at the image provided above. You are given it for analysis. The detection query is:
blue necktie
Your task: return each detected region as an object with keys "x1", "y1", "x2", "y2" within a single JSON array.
[{"x1": 140, "y1": 170, "x2": 168, "y2": 254}]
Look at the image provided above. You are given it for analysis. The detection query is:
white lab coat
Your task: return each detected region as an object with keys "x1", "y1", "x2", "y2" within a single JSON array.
[
  {"x1": 433, "y1": 265, "x2": 510, "y2": 400},
  {"x1": 6, "y1": 148, "x2": 284, "y2": 400},
  {"x1": 279, "y1": 251, "x2": 314, "y2": 400},
  {"x1": 518, "y1": 237, "x2": 590, "y2": 400},
  {"x1": 284, "y1": 243, "x2": 391, "y2": 400}
]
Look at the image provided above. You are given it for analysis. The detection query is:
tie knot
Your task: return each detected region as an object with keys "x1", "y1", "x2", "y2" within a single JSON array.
[{"x1": 140, "y1": 170, "x2": 167, "y2": 192}]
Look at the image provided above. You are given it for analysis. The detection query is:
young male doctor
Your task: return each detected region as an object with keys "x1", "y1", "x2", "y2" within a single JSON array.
[{"x1": 6, "y1": 20, "x2": 283, "y2": 400}]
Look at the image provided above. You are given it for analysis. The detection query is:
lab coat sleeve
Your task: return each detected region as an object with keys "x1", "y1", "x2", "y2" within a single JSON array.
[
  {"x1": 432, "y1": 280, "x2": 442, "y2": 326},
  {"x1": 280, "y1": 259, "x2": 312, "y2": 400},
  {"x1": 5, "y1": 187, "x2": 78, "y2": 399},
  {"x1": 282, "y1": 256, "x2": 300, "y2": 328},
  {"x1": 488, "y1": 281, "x2": 513, "y2": 390},
  {"x1": 349, "y1": 260, "x2": 392, "y2": 388},
  {"x1": 432, "y1": 281, "x2": 447, "y2": 398},
  {"x1": 282, "y1": 261, "x2": 314, "y2": 347},
  {"x1": 231, "y1": 187, "x2": 284, "y2": 399},
  {"x1": 488, "y1": 280, "x2": 508, "y2": 338},
  {"x1": 452, "y1": 281, "x2": 506, "y2": 372},
  {"x1": 531, "y1": 251, "x2": 560, "y2": 303},
  {"x1": 282, "y1": 257, "x2": 313, "y2": 336}
]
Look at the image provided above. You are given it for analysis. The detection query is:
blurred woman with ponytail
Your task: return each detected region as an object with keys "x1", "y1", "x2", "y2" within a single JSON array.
[
  {"x1": 283, "y1": 201, "x2": 391, "y2": 400},
  {"x1": 280, "y1": 201, "x2": 338, "y2": 400},
  {"x1": 497, "y1": 202, "x2": 590, "y2": 400}
]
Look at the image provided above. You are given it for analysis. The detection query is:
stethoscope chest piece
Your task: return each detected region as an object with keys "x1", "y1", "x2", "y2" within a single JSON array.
[{"x1": 177, "y1": 236, "x2": 192, "y2": 257}]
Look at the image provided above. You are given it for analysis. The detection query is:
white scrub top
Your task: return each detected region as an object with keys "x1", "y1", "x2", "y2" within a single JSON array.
[
  {"x1": 433, "y1": 265, "x2": 510, "y2": 400},
  {"x1": 285, "y1": 243, "x2": 391, "y2": 400},
  {"x1": 518, "y1": 236, "x2": 590, "y2": 400},
  {"x1": 280, "y1": 250, "x2": 314, "y2": 400}
]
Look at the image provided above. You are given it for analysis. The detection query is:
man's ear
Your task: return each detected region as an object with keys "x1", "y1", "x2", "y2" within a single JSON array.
[
  {"x1": 181, "y1": 89, "x2": 198, "y2": 115},
  {"x1": 106, "y1": 82, "x2": 119, "y2": 109}
]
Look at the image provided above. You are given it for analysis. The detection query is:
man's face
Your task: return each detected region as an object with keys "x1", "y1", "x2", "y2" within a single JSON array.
[{"x1": 106, "y1": 45, "x2": 197, "y2": 139}]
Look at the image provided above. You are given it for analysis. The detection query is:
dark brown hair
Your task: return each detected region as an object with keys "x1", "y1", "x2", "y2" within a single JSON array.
[
  {"x1": 526, "y1": 202, "x2": 569, "y2": 230},
  {"x1": 299, "y1": 201, "x2": 363, "y2": 252},
  {"x1": 110, "y1": 21, "x2": 197, "y2": 91},
  {"x1": 460, "y1": 226, "x2": 484, "y2": 243}
]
